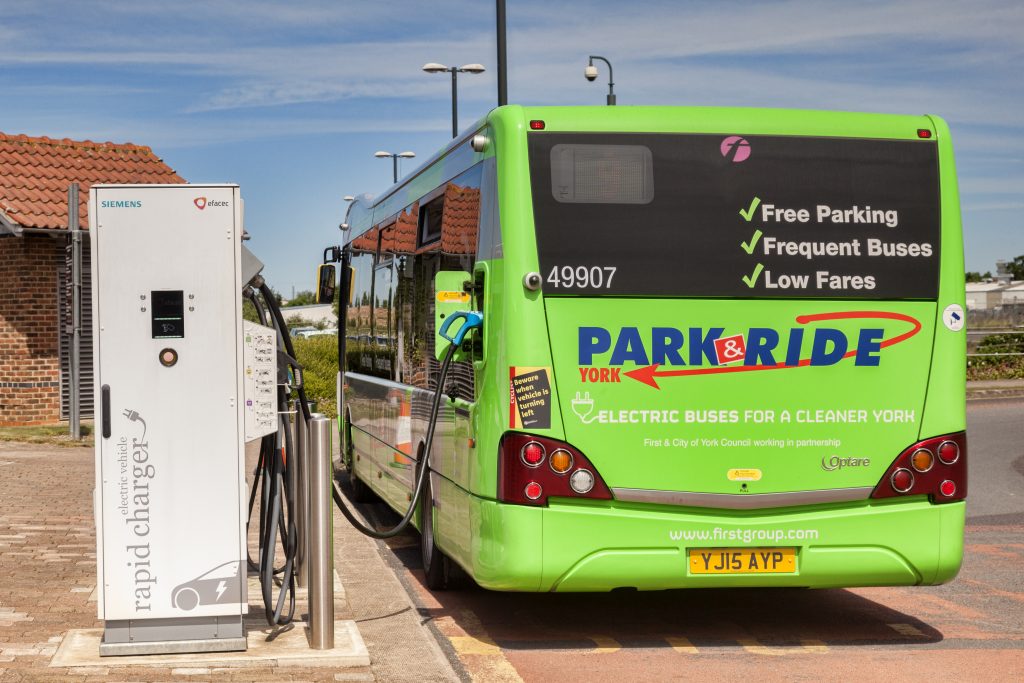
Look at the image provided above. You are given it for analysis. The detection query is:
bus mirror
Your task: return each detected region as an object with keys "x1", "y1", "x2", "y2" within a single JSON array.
[
  {"x1": 316, "y1": 264, "x2": 336, "y2": 304},
  {"x1": 434, "y1": 270, "x2": 473, "y2": 361}
]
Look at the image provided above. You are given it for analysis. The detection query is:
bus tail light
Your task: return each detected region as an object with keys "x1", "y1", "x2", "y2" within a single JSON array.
[
  {"x1": 498, "y1": 432, "x2": 612, "y2": 506},
  {"x1": 871, "y1": 432, "x2": 967, "y2": 504}
]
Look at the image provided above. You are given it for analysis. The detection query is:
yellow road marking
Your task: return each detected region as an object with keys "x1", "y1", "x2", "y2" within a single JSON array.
[
  {"x1": 588, "y1": 635, "x2": 621, "y2": 653},
  {"x1": 738, "y1": 638, "x2": 784, "y2": 656},
  {"x1": 800, "y1": 639, "x2": 829, "y2": 653},
  {"x1": 449, "y1": 635, "x2": 503, "y2": 656},
  {"x1": 738, "y1": 637, "x2": 829, "y2": 655},
  {"x1": 888, "y1": 623, "x2": 926, "y2": 637},
  {"x1": 666, "y1": 636, "x2": 698, "y2": 654},
  {"x1": 437, "y1": 609, "x2": 523, "y2": 682}
]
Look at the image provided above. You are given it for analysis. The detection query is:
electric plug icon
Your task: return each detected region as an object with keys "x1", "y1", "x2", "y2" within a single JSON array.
[
  {"x1": 122, "y1": 408, "x2": 147, "y2": 439},
  {"x1": 571, "y1": 392, "x2": 596, "y2": 423}
]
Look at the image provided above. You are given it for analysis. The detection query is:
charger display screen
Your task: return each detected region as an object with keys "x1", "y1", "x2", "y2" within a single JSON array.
[{"x1": 152, "y1": 290, "x2": 185, "y2": 339}]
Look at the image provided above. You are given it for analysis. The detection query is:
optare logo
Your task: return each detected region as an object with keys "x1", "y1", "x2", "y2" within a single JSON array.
[
  {"x1": 821, "y1": 455, "x2": 871, "y2": 471},
  {"x1": 720, "y1": 135, "x2": 751, "y2": 163}
]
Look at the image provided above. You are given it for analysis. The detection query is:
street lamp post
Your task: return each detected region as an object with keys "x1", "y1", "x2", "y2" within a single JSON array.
[
  {"x1": 374, "y1": 150, "x2": 416, "y2": 184},
  {"x1": 585, "y1": 55, "x2": 616, "y2": 105},
  {"x1": 422, "y1": 63, "x2": 486, "y2": 138}
]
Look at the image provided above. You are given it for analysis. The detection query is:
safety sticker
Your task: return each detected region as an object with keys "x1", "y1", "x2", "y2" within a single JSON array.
[
  {"x1": 510, "y1": 366, "x2": 552, "y2": 429},
  {"x1": 437, "y1": 290, "x2": 471, "y2": 303},
  {"x1": 727, "y1": 468, "x2": 762, "y2": 482}
]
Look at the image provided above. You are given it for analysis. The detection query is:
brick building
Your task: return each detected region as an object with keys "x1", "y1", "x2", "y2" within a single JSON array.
[{"x1": 0, "y1": 133, "x2": 184, "y2": 425}]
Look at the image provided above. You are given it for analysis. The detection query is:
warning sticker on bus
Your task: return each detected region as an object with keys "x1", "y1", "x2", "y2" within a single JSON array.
[
  {"x1": 510, "y1": 367, "x2": 553, "y2": 429},
  {"x1": 436, "y1": 290, "x2": 471, "y2": 303}
]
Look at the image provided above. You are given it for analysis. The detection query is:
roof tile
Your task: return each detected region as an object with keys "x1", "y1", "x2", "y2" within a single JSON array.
[{"x1": 0, "y1": 131, "x2": 185, "y2": 230}]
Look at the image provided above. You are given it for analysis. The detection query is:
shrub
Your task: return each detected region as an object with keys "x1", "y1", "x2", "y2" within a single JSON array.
[
  {"x1": 291, "y1": 335, "x2": 339, "y2": 418},
  {"x1": 967, "y1": 332, "x2": 1024, "y2": 380}
]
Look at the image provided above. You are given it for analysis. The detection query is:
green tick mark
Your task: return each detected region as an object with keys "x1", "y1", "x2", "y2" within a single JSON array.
[
  {"x1": 741, "y1": 229, "x2": 763, "y2": 254},
  {"x1": 742, "y1": 263, "x2": 764, "y2": 288},
  {"x1": 739, "y1": 196, "x2": 761, "y2": 221}
]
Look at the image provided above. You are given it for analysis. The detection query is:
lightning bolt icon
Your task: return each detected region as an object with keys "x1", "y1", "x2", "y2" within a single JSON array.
[{"x1": 215, "y1": 580, "x2": 227, "y2": 601}]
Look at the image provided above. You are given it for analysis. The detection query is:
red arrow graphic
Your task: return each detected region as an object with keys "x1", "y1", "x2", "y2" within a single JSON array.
[{"x1": 624, "y1": 311, "x2": 922, "y2": 389}]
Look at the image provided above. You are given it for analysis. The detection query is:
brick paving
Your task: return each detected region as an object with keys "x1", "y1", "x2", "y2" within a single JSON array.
[{"x1": 0, "y1": 440, "x2": 457, "y2": 682}]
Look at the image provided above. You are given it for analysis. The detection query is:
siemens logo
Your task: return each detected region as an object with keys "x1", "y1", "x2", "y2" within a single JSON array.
[{"x1": 100, "y1": 200, "x2": 143, "y2": 208}]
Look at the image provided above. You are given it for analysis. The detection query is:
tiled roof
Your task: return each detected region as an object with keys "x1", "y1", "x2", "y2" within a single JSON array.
[{"x1": 0, "y1": 132, "x2": 184, "y2": 230}]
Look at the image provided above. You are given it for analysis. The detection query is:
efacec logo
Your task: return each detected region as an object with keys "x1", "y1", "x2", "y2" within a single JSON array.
[
  {"x1": 193, "y1": 196, "x2": 229, "y2": 210},
  {"x1": 821, "y1": 455, "x2": 871, "y2": 471}
]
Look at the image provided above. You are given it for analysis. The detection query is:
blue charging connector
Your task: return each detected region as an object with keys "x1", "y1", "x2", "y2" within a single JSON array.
[{"x1": 439, "y1": 310, "x2": 484, "y2": 347}]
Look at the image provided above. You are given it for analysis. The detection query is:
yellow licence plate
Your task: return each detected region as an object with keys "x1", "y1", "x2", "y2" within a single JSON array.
[{"x1": 689, "y1": 547, "x2": 796, "y2": 574}]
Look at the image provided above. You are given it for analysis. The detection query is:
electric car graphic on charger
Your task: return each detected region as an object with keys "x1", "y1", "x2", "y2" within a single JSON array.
[{"x1": 171, "y1": 561, "x2": 242, "y2": 611}]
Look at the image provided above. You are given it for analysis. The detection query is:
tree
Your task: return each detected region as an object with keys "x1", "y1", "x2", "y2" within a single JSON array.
[
  {"x1": 1008, "y1": 255, "x2": 1024, "y2": 280},
  {"x1": 965, "y1": 271, "x2": 993, "y2": 282},
  {"x1": 284, "y1": 289, "x2": 317, "y2": 307}
]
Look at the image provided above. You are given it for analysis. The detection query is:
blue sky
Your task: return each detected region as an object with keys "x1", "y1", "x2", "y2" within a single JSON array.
[{"x1": 2, "y1": 0, "x2": 1022, "y2": 292}]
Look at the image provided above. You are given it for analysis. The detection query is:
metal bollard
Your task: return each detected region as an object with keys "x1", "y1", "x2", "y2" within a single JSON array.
[
  {"x1": 294, "y1": 401, "x2": 309, "y2": 589},
  {"x1": 307, "y1": 414, "x2": 335, "y2": 649}
]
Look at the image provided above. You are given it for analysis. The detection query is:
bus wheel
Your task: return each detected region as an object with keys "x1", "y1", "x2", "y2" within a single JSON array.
[{"x1": 420, "y1": 464, "x2": 448, "y2": 590}]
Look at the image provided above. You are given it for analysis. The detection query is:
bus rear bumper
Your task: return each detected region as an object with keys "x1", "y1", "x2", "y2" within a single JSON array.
[{"x1": 467, "y1": 497, "x2": 964, "y2": 592}]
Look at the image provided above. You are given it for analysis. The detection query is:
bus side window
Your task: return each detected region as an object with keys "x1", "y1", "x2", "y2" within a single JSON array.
[
  {"x1": 476, "y1": 157, "x2": 501, "y2": 261},
  {"x1": 398, "y1": 164, "x2": 484, "y2": 400},
  {"x1": 437, "y1": 165, "x2": 483, "y2": 400},
  {"x1": 393, "y1": 203, "x2": 417, "y2": 387},
  {"x1": 371, "y1": 224, "x2": 397, "y2": 380},
  {"x1": 347, "y1": 226, "x2": 378, "y2": 375}
]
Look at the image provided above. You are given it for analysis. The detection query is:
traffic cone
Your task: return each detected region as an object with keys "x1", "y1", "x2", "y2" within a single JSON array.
[{"x1": 393, "y1": 394, "x2": 414, "y2": 467}]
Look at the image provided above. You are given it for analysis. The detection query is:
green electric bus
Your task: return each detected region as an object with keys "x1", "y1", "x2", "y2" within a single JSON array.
[{"x1": 337, "y1": 105, "x2": 966, "y2": 591}]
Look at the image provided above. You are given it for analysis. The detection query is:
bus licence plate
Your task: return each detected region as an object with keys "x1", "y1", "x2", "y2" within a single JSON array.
[{"x1": 688, "y1": 547, "x2": 796, "y2": 574}]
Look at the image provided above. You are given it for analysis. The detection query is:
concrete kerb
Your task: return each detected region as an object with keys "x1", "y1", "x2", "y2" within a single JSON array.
[
  {"x1": 966, "y1": 379, "x2": 1024, "y2": 400},
  {"x1": 50, "y1": 619, "x2": 369, "y2": 669}
]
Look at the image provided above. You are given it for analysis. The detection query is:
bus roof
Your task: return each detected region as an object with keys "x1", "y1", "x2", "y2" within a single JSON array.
[{"x1": 342, "y1": 105, "x2": 946, "y2": 243}]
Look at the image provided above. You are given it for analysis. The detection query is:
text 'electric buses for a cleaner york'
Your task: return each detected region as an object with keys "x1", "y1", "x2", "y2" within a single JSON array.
[{"x1": 336, "y1": 105, "x2": 966, "y2": 591}]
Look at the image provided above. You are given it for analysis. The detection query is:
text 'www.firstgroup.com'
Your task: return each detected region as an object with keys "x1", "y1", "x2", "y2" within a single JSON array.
[{"x1": 670, "y1": 528, "x2": 820, "y2": 543}]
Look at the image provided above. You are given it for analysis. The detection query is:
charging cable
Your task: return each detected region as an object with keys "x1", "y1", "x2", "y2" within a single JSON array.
[{"x1": 330, "y1": 310, "x2": 482, "y2": 539}]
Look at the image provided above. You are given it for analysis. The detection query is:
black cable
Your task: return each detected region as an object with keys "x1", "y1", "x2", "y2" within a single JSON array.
[
  {"x1": 326, "y1": 249, "x2": 461, "y2": 538},
  {"x1": 331, "y1": 345, "x2": 457, "y2": 539},
  {"x1": 243, "y1": 285, "x2": 300, "y2": 627},
  {"x1": 259, "y1": 282, "x2": 312, "y2": 424},
  {"x1": 250, "y1": 274, "x2": 464, "y2": 612}
]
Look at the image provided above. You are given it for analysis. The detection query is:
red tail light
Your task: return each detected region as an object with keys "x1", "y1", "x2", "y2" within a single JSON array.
[
  {"x1": 498, "y1": 432, "x2": 612, "y2": 506},
  {"x1": 871, "y1": 432, "x2": 967, "y2": 503}
]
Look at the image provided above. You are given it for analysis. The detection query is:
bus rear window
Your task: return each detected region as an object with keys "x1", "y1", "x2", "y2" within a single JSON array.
[
  {"x1": 528, "y1": 132, "x2": 940, "y2": 299},
  {"x1": 550, "y1": 144, "x2": 653, "y2": 204}
]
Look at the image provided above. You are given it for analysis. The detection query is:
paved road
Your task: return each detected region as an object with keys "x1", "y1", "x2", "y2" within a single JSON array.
[{"x1": 351, "y1": 398, "x2": 1024, "y2": 681}]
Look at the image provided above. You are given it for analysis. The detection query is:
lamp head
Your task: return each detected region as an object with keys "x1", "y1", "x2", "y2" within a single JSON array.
[
  {"x1": 397, "y1": 151, "x2": 416, "y2": 158},
  {"x1": 374, "y1": 151, "x2": 391, "y2": 158},
  {"x1": 460, "y1": 63, "x2": 486, "y2": 74},
  {"x1": 422, "y1": 62, "x2": 449, "y2": 73},
  {"x1": 584, "y1": 63, "x2": 599, "y2": 82}
]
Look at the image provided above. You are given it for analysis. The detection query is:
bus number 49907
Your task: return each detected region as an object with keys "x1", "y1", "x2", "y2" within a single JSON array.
[{"x1": 547, "y1": 265, "x2": 617, "y2": 289}]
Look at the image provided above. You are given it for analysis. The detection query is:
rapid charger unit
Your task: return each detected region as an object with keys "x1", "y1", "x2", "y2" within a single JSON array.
[{"x1": 90, "y1": 184, "x2": 269, "y2": 655}]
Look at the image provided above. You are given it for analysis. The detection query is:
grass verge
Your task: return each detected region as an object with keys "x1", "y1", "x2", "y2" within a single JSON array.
[{"x1": 0, "y1": 423, "x2": 94, "y2": 447}]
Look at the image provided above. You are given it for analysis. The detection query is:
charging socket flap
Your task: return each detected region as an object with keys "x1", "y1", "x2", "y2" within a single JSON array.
[{"x1": 434, "y1": 270, "x2": 473, "y2": 361}]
